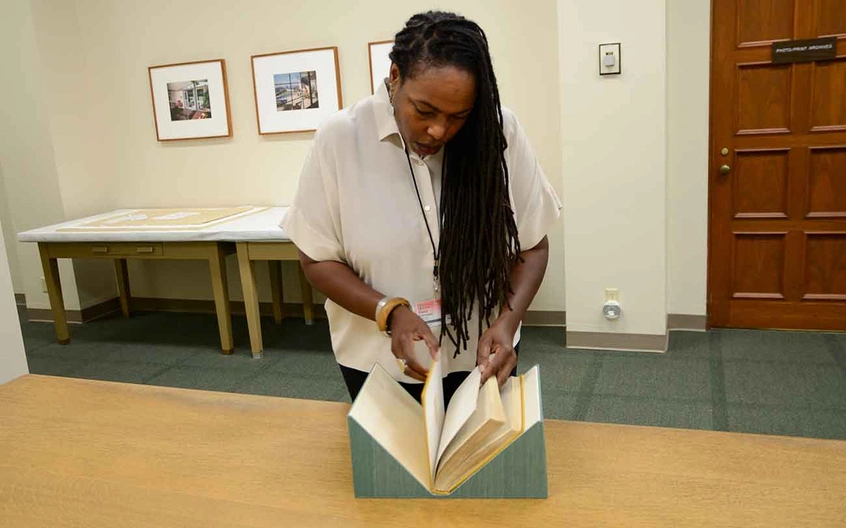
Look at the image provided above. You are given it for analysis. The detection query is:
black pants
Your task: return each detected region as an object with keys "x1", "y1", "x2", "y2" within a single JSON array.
[{"x1": 340, "y1": 345, "x2": 519, "y2": 406}]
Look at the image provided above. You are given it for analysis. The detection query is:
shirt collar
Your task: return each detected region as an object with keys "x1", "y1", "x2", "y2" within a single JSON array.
[{"x1": 373, "y1": 79, "x2": 401, "y2": 142}]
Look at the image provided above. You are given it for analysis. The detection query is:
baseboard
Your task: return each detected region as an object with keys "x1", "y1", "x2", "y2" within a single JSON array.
[
  {"x1": 566, "y1": 331, "x2": 668, "y2": 353},
  {"x1": 131, "y1": 297, "x2": 328, "y2": 320},
  {"x1": 107, "y1": 297, "x2": 555, "y2": 325},
  {"x1": 27, "y1": 308, "x2": 84, "y2": 325},
  {"x1": 27, "y1": 297, "x2": 122, "y2": 325},
  {"x1": 82, "y1": 298, "x2": 123, "y2": 322},
  {"x1": 23, "y1": 293, "x2": 566, "y2": 328},
  {"x1": 18, "y1": 290, "x2": 703, "y2": 338},
  {"x1": 523, "y1": 310, "x2": 565, "y2": 327},
  {"x1": 668, "y1": 314, "x2": 707, "y2": 331}
]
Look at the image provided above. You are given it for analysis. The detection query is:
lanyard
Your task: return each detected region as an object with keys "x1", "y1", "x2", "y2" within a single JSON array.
[{"x1": 404, "y1": 145, "x2": 442, "y2": 294}]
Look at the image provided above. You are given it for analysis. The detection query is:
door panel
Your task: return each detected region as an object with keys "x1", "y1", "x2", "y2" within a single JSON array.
[
  {"x1": 814, "y1": 0, "x2": 846, "y2": 38},
  {"x1": 804, "y1": 234, "x2": 846, "y2": 299},
  {"x1": 736, "y1": 63, "x2": 793, "y2": 133},
  {"x1": 809, "y1": 59, "x2": 846, "y2": 131},
  {"x1": 731, "y1": 233, "x2": 787, "y2": 298},
  {"x1": 709, "y1": 0, "x2": 846, "y2": 330},
  {"x1": 737, "y1": 0, "x2": 795, "y2": 46},
  {"x1": 733, "y1": 150, "x2": 790, "y2": 218},
  {"x1": 808, "y1": 147, "x2": 846, "y2": 217}
]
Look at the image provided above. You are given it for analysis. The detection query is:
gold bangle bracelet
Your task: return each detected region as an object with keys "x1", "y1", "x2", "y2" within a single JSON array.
[{"x1": 376, "y1": 297, "x2": 411, "y2": 335}]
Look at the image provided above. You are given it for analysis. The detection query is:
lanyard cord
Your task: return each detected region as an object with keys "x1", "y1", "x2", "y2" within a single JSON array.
[{"x1": 404, "y1": 145, "x2": 441, "y2": 289}]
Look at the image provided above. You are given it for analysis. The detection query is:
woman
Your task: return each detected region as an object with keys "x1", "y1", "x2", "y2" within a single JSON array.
[{"x1": 282, "y1": 11, "x2": 561, "y2": 403}]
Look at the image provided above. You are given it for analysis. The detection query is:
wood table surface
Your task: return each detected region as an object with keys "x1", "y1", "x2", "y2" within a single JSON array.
[{"x1": 1, "y1": 375, "x2": 844, "y2": 527}]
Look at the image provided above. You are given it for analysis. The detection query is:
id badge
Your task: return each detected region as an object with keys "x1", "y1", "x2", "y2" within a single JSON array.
[{"x1": 415, "y1": 298, "x2": 443, "y2": 329}]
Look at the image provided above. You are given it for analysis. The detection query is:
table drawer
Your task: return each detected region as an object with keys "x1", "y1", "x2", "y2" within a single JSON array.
[{"x1": 86, "y1": 243, "x2": 164, "y2": 257}]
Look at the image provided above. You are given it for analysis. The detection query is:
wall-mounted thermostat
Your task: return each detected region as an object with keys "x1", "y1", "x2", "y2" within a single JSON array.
[{"x1": 599, "y1": 43, "x2": 621, "y2": 76}]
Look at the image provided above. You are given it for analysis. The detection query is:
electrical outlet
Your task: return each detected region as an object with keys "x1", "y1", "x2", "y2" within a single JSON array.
[
  {"x1": 40, "y1": 277, "x2": 47, "y2": 293},
  {"x1": 605, "y1": 288, "x2": 619, "y2": 303}
]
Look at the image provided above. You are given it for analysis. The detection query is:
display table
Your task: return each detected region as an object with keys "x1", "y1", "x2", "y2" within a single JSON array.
[
  {"x1": 1, "y1": 374, "x2": 845, "y2": 527},
  {"x1": 17, "y1": 207, "x2": 311, "y2": 356}
]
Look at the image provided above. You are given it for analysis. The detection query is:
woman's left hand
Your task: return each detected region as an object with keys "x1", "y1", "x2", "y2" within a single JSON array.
[{"x1": 477, "y1": 319, "x2": 518, "y2": 387}]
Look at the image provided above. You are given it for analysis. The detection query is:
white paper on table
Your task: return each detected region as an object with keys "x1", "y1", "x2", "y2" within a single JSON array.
[{"x1": 152, "y1": 212, "x2": 202, "y2": 221}]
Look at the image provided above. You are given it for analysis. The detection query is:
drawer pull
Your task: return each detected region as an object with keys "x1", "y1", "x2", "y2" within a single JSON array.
[
  {"x1": 135, "y1": 246, "x2": 155, "y2": 254},
  {"x1": 91, "y1": 246, "x2": 109, "y2": 254}
]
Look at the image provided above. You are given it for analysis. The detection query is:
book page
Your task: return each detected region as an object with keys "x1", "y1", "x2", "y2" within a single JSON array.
[
  {"x1": 436, "y1": 367, "x2": 481, "y2": 465},
  {"x1": 421, "y1": 354, "x2": 445, "y2": 485},
  {"x1": 433, "y1": 376, "x2": 524, "y2": 492},
  {"x1": 522, "y1": 365, "x2": 543, "y2": 428},
  {"x1": 347, "y1": 364, "x2": 429, "y2": 488},
  {"x1": 501, "y1": 375, "x2": 524, "y2": 434},
  {"x1": 436, "y1": 376, "x2": 505, "y2": 467}
]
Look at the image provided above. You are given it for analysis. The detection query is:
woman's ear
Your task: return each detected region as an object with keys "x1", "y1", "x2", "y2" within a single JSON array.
[{"x1": 389, "y1": 63, "x2": 401, "y2": 93}]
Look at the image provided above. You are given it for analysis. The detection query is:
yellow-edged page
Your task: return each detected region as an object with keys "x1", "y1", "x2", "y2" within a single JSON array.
[
  {"x1": 436, "y1": 375, "x2": 525, "y2": 492},
  {"x1": 433, "y1": 376, "x2": 508, "y2": 492},
  {"x1": 435, "y1": 367, "x2": 483, "y2": 466},
  {"x1": 421, "y1": 354, "x2": 445, "y2": 489}
]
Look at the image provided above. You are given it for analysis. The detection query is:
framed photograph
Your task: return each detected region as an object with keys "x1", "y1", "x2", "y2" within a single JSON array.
[
  {"x1": 148, "y1": 59, "x2": 232, "y2": 141},
  {"x1": 251, "y1": 47, "x2": 342, "y2": 135},
  {"x1": 368, "y1": 40, "x2": 394, "y2": 94}
]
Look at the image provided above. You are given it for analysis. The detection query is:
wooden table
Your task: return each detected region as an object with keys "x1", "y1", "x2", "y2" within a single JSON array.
[
  {"x1": 237, "y1": 241, "x2": 314, "y2": 358},
  {"x1": 36, "y1": 240, "x2": 236, "y2": 354},
  {"x1": 1, "y1": 375, "x2": 844, "y2": 527},
  {"x1": 17, "y1": 207, "x2": 313, "y2": 357}
]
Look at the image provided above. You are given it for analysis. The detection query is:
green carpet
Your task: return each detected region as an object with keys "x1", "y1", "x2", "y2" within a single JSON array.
[{"x1": 16, "y1": 306, "x2": 846, "y2": 440}]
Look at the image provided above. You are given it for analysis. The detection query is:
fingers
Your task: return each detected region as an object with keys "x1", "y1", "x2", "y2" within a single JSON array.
[
  {"x1": 481, "y1": 346, "x2": 517, "y2": 387},
  {"x1": 392, "y1": 334, "x2": 428, "y2": 382},
  {"x1": 496, "y1": 353, "x2": 517, "y2": 388},
  {"x1": 477, "y1": 335, "x2": 493, "y2": 377},
  {"x1": 419, "y1": 327, "x2": 440, "y2": 359},
  {"x1": 479, "y1": 348, "x2": 498, "y2": 384},
  {"x1": 403, "y1": 358, "x2": 428, "y2": 382}
]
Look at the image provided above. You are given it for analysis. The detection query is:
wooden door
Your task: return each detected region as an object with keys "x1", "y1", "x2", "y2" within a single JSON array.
[{"x1": 709, "y1": 0, "x2": 846, "y2": 330}]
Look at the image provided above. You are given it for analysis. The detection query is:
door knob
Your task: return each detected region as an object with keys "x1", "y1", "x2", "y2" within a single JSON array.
[{"x1": 720, "y1": 164, "x2": 731, "y2": 175}]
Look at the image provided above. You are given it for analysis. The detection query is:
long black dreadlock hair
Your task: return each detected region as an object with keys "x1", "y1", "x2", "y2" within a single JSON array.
[{"x1": 389, "y1": 11, "x2": 521, "y2": 353}]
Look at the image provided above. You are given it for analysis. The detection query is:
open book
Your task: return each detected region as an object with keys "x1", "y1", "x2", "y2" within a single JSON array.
[{"x1": 348, "y1": 356, "x2": 543, "y2": 495}]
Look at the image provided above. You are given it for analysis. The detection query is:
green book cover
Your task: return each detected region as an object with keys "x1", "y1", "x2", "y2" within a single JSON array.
[{"x1": 347, "y1": 364, "x2": 548, "y2": 499}]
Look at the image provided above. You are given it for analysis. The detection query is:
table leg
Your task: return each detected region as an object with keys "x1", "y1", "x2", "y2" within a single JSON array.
[
  {"x1": 38, "y1": 243, "x2": 69, "y2": 345},
  {"x1": 269, "y1": 260, "x2": 283, "y2": 325},
  {"x1": 114, "y1": 259, "x2": 131, "y2": 318},
  {"x1": 208, "y1": 244, "x2": 234, "y2": 355},
  {"x1": 237, "y1": 243, "x2": 263, "y2": 358},
  {"x1": 298, "y1": 262, "x2": 314, "y2": 326}
]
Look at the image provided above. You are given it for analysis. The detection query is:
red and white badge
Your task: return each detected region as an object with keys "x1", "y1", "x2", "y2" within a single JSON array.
[{"x1": 415, "y1": 298, "x2": 443, "y2": 329}]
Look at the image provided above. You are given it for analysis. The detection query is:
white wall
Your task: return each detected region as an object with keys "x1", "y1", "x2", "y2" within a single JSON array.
[
  {"x1": 0, "y1": 217, "x2": 29, "y2": 385},
  {"x1": 29, "y1": 0, "x2": 118, "y2": 309},
  {"x1": 0, "y1": 164, "x2": 23, "y2": 295},
  {"x1": 558, "y1": 0, "x2": 668, "y2": 335},
  {"x1": 0, "y1": 0, "x2": 84, "y2": 311},
  {"x1": 3, "y1": 0, "x2": 714, "y2": 333},
  {"x1": 6, "y1": 0, "x2": 565, "y2": 313},
  {"x1": 666, "y1": 0, "x2": 710, "y2": 317}
]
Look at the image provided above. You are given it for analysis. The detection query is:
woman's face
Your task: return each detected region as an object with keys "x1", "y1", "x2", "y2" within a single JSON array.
[{"x1": 389, "y1": 63, "x2": 476, "y2": 158}]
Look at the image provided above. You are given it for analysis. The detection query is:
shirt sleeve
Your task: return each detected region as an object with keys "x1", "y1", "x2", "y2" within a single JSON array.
[
  {"x1": 279, "y1": 126, "x2": 345, "y2": 263},
  {"x1": 503, "y1": 108, "x2": 562, "y2": 250}
]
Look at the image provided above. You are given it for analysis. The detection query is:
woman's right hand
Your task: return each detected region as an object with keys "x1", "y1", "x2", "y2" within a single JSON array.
[{"x1": 389, "y1": 305, "x2": 439, "y2": 382}]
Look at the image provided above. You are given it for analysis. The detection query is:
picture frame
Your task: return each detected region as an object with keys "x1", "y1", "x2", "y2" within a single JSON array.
[
  {"x1": 368, "y1": 40, "x2": 394, "y2": 94},
  {"x1": 251, "y1": 46, "x2": 342, "y2": 135},
  {"x1": 148, "y1": 59, "x2": 232, "y2": 141}
]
